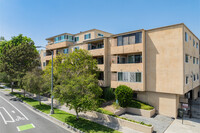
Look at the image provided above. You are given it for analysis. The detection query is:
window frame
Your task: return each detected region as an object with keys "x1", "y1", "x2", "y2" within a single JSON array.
[
  {"x1": 84, "y1": 33, "x2": 91, "y2": 40},
  {"x1": 185, "y1": 32, "x2": 188, "y2": 42},
  {"x1": 186, "y1": 76, "x2": 188, "y2": 84},
  {"x1": 185, "y1": 54, "x2": 189, "y2": 63},
  {"x1": 193, "y1": 57, "x2": 196, "y2": 64},
  {"x1": 75, "y1": 36, "x2": 79, "y2": 42}
]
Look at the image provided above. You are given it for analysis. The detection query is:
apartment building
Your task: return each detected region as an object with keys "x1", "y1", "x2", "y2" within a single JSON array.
[{"x1": 40, "y1": 23, "x2": 200, "y2": 118}]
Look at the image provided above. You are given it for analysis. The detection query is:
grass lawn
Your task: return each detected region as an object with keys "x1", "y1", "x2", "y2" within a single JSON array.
[
  {"x1": 129, "y1": 100, "x2": 154, "y2": 110},
  {"x1": 10, "y1": 92, "x2": 121, "y2": 133}
]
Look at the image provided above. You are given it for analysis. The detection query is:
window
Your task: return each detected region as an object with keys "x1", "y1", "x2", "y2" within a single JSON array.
[
  {"x1": 98, "y1": 72, "x2": 104, "y2": 80},
  {"x1": 127, "y1": 54, "x2": 142, "y2": 63},
  {"x1": 117, "y1": 56, "x2": 126, "y2": 64},
  {"x1": 186, "y1": 76, "x2": 188, "y2": 84},
  {"x1": 190, "y1": 36, "x2": 191, "y2": 40},
  {"x1": 117, "y1": 36, "x2": 123, "y2": 46},
  {"x1": 197, "y1": 58, "x2": 199, "y2": 64},
  {"x1": 117, "y1": 72, "x2": 142, "y2": 83},
  {"x1": 98, "y1": 33, "x2": 104, "y2": 37},
  {"x1": 43, "y1": 62, "x2": 46, "y2": 67},
  {"x1": 135, "y1": 32, "x2": 142, "y2": 43},
  {"x1": 136, "y1": 72, "x2": 142, "y2": 82},
  {"x1": 118, "y1": 72, "x2": 123, "y2": 81},
  {"x1": 193, "y1": 57, "x2": 195, "y2": 64},
  {"x1": 185, "y1": 54, "x2": 189, "y2": 63},
  {"x1": 64, "y1": 35, "x2": 68, "y2": 39},
  {"x1": 75, "y1": 37, "x2": 79, "y2": 42},
  {"x1": 68, "y1": 35, "x2": 73, "y2": 41},
  {"x1": 118, "y1": 72, "x2": 128, "y2": 82},
  {"x1": 193, "y1": 39, "x2": 195, "y2": 47},
  {"x1": 129, "y1": 72, "x2": 135, "y2": 82},
  {"x1": 88, "y1": 43, "x2": 104, "y2": 50},
  {"x1": 117, "y1": 32, "x2": 142, "y2": 46},
  {"x1": 185, "y1": 32, "x2": 188, "y2": 42},
  {"x1": 54, "y1": 35, "x2": 68, "y2": 43},
  {"x1": 43, "y1": 52, "x2": 46, "y2": 57},
  {"x1": 84, "y1": 33, "x2": 91, "y2": 40},
  {"x1": 193, "y1": 74, "x2": 196, "y2": 81},
  {"x1": 197, "y1": 74, "x2": 199, "y2": 80},
  {"x1": 73, "y1": 46, "x2": 79, "y2": 51},
  {"x1": 58, "y1": 36, "x2": 61, "y2": 41},
  {"x1": 96, "y1": 57, "x2": 104, "y2": 64},
  {"x1": 63, "y1": 48, "x2": 68, "y2": 54},
  {"x1": 61, "y1": 35, "x2": 65, "y2": 40},
  {"x1": 197, "y1": 42, "x2": 199, "y2": 48}
]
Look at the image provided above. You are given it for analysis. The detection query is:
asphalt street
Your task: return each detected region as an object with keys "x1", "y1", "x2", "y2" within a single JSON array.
[{"x1": 0, "y1": 91, "x2": 71, "y2": 133}]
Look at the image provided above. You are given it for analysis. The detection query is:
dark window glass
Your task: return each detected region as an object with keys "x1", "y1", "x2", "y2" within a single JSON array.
[
  {"x1": 186, "y1": 76, "x2": 188, "y2": 84},
  {"x1": 88, "y1": 44, "x2": 91, "y2": 50},
  {"x1": 97, "y1": 57, "x2": 104, "y2": 64},
  {"x1": 98, "y1": 72, "x2": 104, "y2": 80},
  {"x1": 135, "y1": 55, "x2": 142, "y2": 63},
  {"x1": 118, "y1": 72, "x2": 123, "y2": 81},
  {"x1": 185, "y1": 55, "x2": 188, "y2": 63},
  {"x1": 136, "y1": 73, "x2": 141, "y2": 82},
  {"x1": 185, "y1": 32, "x2": 188, "y2": 42},
  {"x1": 135, "y1": 32, "x2": 142, "y2": 43},
  {"x1": 117, "y1": 36, "x2": 123, "y2": 46}
]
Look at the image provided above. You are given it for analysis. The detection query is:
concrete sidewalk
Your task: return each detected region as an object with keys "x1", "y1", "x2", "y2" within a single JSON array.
[{"x1": 165, "y1": 117, "x2": 200, "y2": 133}]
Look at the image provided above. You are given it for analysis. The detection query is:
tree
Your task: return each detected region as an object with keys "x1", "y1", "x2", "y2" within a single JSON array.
[
  {"x1": 23, "y1": 68, "x2": 48, "y2": 105},
  {"x1": 0, "y1": 36, "x2": 5, "y2": 41},
  {"x1": 43, "y1": 53, "x2": 67, "y2": 87},
  {"x1": 54, "y1": 49, "x2": 102, "y2": 120},
  {"x1": 0, "y1": 34, "x2": 39, "y2": 94},
  {"x1": 115, "y1": 85, "x2": 133, "y2": 107}
]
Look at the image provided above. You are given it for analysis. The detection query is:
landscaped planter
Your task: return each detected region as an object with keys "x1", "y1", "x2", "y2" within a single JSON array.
[
  {"x1": 85, "y1": 111, "x2": 153, "y2": 133},
  {"x1": 113, "y1": 107, "x2": 155, "y2": 118},
  {"x1": 126, "y1": 107, "x2": 155, "y2": 118}
]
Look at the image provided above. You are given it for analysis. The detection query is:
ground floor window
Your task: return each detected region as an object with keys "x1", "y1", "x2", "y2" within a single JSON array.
[{"x1": 117, "y1": 72, "x2": 142, "y2": 83}]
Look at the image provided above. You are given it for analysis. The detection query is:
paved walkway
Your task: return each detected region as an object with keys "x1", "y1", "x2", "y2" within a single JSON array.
[
  {"x1": 165, "y1": 117, "x2": 200, "y2": 133},
  {"x1": 120, "y1": 113, "x2": 174, "y2": 133}
]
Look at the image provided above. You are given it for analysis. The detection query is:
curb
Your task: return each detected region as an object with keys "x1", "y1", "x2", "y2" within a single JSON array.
[{"x1": 10, "y1": 93, "x2": 85, "y2": 133}]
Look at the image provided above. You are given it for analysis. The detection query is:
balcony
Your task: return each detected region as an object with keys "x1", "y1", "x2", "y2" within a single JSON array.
[
  {"x1": 111, "y1": 81, "x2": 143, "y2": 91},
  {"x1": 89, "y1": 48, "x2": 104, "y2": 56},
  {"x1": 111, "y1": 43, "x2": 143, "y2": 55},
  {"x1": 111, "y1": 63, "x2": 143, "y2": 72},
  {"x1": 46, "y1": 41, "x2": 73, "y2": 50}
]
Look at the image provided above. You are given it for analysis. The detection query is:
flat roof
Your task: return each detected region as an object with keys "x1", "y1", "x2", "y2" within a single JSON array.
[{"x1": 46, "y1": 29, "x2": 112, "y2": 40}]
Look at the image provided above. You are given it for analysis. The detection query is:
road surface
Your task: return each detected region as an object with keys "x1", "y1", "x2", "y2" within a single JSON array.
[{"x1": 0, "y1": 91, "x2": 71, "y2": 133}]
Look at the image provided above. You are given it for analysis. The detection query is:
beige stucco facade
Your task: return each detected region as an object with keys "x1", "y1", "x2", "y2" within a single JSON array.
[{"x1": 40, "y1": 23, "x2": 200, "y2": 118}]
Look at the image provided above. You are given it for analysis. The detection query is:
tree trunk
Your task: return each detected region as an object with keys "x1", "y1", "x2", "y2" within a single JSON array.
[
  {"x1": 11, "y1": 83, "x2": 13, "y2": 93},
  {"x1": 38, "y1": 94, "x2": 41, "y2": 106},
  {"x1": 23, "y1": 89, "x2": 25, "y2": 97},
  {"x1": 75, "y1": 109, "x2": 79, "y2": 120}
]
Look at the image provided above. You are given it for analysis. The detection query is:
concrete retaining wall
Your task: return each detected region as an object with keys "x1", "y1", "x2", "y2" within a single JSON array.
[
  {"x1": 126, "y1": 108, "x2": 156, "y2": 118},
  {"x1": 85, "y1": 111, "x2": 153, "y2": 133},
  {"x1": 113, "y1": 107, "x2": 155, "y2": 118}
]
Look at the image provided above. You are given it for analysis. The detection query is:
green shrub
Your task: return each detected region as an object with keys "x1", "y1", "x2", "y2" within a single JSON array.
[
  {"x1": 115, "y1": 85, "x2": 133, "y2": 107},
  {"x1": 102, "y1": 87, "x2": 115, "y2": 101}
]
